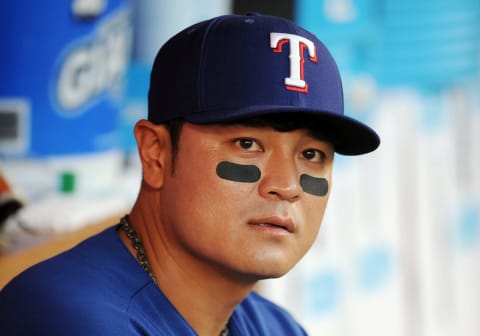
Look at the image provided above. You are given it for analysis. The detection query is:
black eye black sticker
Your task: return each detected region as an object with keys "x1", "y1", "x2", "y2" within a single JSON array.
[
  {"x1": 300, "y1": 174, "x2": 329, "y2": 196},
  {"x1": 216, "y1": 161, "x2": 261, "y2": 183},
  {"x1": 216, "y1": 161, "x2": 328, "y2": 197}
]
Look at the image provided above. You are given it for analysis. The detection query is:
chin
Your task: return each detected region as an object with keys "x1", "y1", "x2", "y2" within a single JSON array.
[
  {"x1": 226, "y1": 249, "x2": 303, "y2": 282},
  {"x1": 256, "y1": 272, "x2": 288, "y2": 281},
  {"x1": 247, "y1": 263, "x2": 296, "y2": 281},
  {"x1": 226, "y1": 261, "x2": 294, "y2": 283}
]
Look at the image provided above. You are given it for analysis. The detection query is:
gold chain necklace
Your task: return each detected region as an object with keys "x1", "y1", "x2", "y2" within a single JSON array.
[
  {"x1": 119, "y1": 216, "x2": 229, "y2": 336},
  {"x1": 120, "y1": 215, "x2": 157, "y2": 284}
]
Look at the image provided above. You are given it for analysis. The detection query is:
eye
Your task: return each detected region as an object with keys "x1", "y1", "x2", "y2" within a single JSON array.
[
  {"x1": 235, "y1": 138, "x2": 261, "y2": 151},
  {"x1": 301, "y1": 149, "x2": 325, "y2": 162}
]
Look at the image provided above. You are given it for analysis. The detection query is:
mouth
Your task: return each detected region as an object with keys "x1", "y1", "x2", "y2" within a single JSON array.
[{"x1": 248, "y1": 217, "x2": 295, "y2": 234}]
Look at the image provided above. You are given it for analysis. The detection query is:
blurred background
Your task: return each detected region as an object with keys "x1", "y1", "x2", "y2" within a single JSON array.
[{"x1": 1, "y1": 0, "x2": 479, "y2": 335}]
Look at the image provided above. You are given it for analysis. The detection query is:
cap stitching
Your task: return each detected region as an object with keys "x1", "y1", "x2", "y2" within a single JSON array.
[{"x1": 196, "y1": 15, "x2": 228, "y2": 114}]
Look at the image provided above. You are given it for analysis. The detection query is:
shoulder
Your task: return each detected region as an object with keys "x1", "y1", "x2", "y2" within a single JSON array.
[
  {"x1": 0, "y1": 226, "x2": 148, "y2": 335},
  {"x1": 231, "y1": 291, "x2": 307, "y2": 335},
  {"x1": 0, "y1": 265, "x2": 129, "y2": 335}
]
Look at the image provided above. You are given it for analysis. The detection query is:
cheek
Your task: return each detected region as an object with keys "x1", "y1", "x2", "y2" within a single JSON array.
[
  {"x1": 175, "y1": 160, "x2": 253, "y2": 217},
  {"x1": 303, "y1": 191, "x2": 330, "y2": 235}
]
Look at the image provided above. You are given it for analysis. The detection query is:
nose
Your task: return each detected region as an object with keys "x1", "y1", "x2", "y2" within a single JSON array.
[{"x1": 258, "y1": 153, "x2": 302, "y2": 201}]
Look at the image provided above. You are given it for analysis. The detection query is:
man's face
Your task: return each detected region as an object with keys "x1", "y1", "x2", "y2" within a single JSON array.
[{"x1": 159, "y1": 122, "x2": 334, "y2": 281}]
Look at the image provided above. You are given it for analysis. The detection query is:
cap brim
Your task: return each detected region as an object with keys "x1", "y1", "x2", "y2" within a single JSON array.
[
  {"x1": 184, "y1": 107, "x2": 380, "y2": 156},
  {"x1": 307, "y1": 111, "x2": 380, "y2": 155}
]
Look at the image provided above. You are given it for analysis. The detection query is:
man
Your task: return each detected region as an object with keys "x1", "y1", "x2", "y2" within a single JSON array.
[{"x1": 0, "y1": 13, "x2": 379, "y2": 335}]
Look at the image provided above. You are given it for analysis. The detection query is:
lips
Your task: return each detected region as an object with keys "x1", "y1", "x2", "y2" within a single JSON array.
[{"x1": 248, "y1": 216, "x2": 295, "y2": 233}]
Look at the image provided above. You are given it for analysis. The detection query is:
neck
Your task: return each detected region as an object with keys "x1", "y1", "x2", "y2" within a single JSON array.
[{"x1": 119, "y1": 210, "x2": 257, "y2": 336}]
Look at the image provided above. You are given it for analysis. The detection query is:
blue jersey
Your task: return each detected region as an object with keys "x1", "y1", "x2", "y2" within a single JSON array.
[{"x1": 0, "y1": 226, "x2": 307, "y2": 335}]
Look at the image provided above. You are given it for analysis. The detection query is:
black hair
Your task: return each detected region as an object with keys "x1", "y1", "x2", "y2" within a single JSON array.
[{"x1": 164, "y1": 119, "x2": 184, "y2": 172}]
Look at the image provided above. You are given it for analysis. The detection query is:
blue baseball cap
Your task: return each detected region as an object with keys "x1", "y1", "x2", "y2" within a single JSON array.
[{"x1": 148, "y1": 13, "x2": 380, "y2": 155}]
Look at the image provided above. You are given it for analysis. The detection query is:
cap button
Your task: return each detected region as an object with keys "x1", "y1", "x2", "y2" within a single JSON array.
[{"x1": 246, "y1": 12, "x2": 261, "y2": 16}]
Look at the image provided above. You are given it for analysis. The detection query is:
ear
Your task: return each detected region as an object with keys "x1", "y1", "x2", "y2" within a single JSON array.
[{"x1": 134, "y1": 119, "x2": 171, "y2": 189}]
